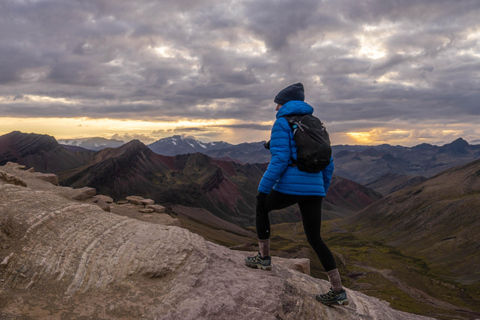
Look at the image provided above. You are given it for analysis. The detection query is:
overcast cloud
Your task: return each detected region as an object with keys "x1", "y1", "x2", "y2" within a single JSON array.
[{"x1": 1, "y1": 0, "x2": 479, "y2": 145}]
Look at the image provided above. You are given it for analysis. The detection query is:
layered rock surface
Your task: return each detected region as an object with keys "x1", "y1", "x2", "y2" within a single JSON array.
[{"x1": 0, "y1": 163, "x2": 432, "y2": 319}]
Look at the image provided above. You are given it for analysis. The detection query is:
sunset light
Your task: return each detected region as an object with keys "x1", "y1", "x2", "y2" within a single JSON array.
[{"x1": 0, "y1": 117, "x2": 271, "y2": 144}]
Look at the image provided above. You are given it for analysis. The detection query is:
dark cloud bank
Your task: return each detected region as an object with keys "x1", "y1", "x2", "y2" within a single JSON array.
[{"x1": 1, "y1": 0, "x2": 479, "y2": 144}]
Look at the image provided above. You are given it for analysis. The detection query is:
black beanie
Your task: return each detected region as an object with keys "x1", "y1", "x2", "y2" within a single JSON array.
[{"x1": 274, "y1": 83, "x2": 305, "y2": 105}]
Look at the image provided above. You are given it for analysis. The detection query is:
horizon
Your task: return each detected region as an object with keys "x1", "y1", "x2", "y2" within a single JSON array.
[
  {"x1": 1, "y1": 1, "x2": 479, "y2": 147},
  {"x1": 2, "y1": 129, "x2": 476, "y2": 149}
]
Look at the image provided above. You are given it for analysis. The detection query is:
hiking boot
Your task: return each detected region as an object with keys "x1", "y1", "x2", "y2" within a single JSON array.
[
  {"x1": 316, "y1": 288, "x2": 349, "y2": 306},
  {"x1": 245, "y1": 252, "x2": 272, "y2": 271}
]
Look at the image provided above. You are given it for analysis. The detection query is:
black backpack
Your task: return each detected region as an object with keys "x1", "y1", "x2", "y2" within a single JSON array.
[{"x1": 283, "y1": 114, "x2": 332, "y2": 173}]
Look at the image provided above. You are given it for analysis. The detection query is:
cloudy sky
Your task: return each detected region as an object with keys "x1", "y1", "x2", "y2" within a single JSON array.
[{"x1": 1, "y1": 0, "x2": 479, "y2": 146}]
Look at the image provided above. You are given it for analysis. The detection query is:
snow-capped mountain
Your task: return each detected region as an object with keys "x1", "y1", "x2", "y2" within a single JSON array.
[
  {"x1": 58, "y1": 137, "x2": 125, "y2": 151},
  {"x1": 147, "y1": 135, "x2": 232, "y2": 156}
]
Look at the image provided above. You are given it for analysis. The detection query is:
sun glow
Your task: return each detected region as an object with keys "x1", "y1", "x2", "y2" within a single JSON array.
[
  {"x1": 346, "y1": 131, "x2": 373, "y2": 144},
  {"x1": 0, "y1": 117, "x2": 238, "y2": 143},
  {"x1": 345, "y1": 128, "x2": 413, "y2": 145}
]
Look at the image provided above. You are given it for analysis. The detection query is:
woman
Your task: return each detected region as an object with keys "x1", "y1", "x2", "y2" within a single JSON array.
[{"x1": 245, "y1": 83, "x2": 349, "y2": 306}]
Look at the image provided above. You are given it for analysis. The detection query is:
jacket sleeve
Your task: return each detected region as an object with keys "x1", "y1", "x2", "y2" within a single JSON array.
[
  {"x1": 321, "y1": 157, "x2": 334, "y2": 193},
  {"x1": 258, "y1": 118, "x2": 291, "y2": 194}
]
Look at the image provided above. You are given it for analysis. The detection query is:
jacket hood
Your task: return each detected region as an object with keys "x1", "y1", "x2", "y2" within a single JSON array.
[{"x1": 276, "y1": 100, "x2": 314, "y2": 119}]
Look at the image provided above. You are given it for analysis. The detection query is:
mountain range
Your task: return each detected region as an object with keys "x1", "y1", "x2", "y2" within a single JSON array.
[
  {"x1": 69, "y1": 134, "x2": 480, "y2": 183},
  {"x1": 333, "y1": 138, "x2": 480, "y2": 184},
  {"x1": 150, "y1": 136, "x2": 480, "y2": 185},
  {"x1": 0, "y1": 131, "x2": 380, "y2": 226},
  {"x1": 148, "y1": 135, "x2": 272, "y2": 164},
  {"x1": 55, "y1": 133, "x2": 480, "y2": 188},
  {"x1": 58, "y1": 136, "x2": 125, "y2": 151}
]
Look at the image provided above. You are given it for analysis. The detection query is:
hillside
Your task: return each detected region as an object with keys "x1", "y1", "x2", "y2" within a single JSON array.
[
  {"x1": 344, "y1": 158, "x2": 480, "y2": 282},
  {"x1": 0, "y1": 162, "x2": 433, "y2": 320},
  {"x1": 365, "y1": 173, "x2": 427, "y2": 196}
]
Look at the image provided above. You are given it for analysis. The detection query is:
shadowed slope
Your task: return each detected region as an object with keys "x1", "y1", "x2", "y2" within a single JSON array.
[{"x1": 344, "y1": 158, "x2": 480, "y2": 283}]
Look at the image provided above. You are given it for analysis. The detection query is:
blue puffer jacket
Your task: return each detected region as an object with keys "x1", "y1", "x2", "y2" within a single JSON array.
[{"x1": 258, "y1": 100, "x2": 334, "y2": 196}]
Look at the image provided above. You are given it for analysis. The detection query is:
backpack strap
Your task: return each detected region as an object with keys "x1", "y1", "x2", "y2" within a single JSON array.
[{"x1": 282, "y1": 115, "x2": 304, "y2": 167}]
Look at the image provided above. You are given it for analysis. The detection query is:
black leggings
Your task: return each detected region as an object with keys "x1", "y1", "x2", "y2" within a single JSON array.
[{"x1": 256, "y1": 190, "x2": 337, "y2": 272}]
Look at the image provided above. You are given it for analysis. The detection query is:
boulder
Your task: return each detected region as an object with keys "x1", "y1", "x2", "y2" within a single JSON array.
[
  {"x1": 140, "y1": 199, "x2": 155, "y2": 206},
  {"x1": 146, "y1": 204, "x2": 166, "y2": 213},
  {"x1": 139, "y1": 208, "x2": 154, "y2": 213},
  {"x1": 126, "y1": 195, "x2": 145, "y2": 205},
  {"x1": 95, "y1": 198, "x2": 111, "y2": 212},
  {"x1": 71, "y1": 187, "x2": 97, "y2": 200},
  {"x1": 94, "y1": 195, "x2": 114, "y2": 203}
]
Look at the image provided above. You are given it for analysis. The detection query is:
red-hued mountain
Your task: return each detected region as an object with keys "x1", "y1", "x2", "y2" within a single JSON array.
[
  {"x1": 60, "y1": 140, "x2": 266, "y2": 226},
  {"x1": 343, "y1": 158, "x2": 480, "y2": 283},
  {"x1": 0, "y1": 131, "x2": 94, "y2": 173},
  {"x1": 325, "y1": 176, "x2": 383, "y2": 215}
]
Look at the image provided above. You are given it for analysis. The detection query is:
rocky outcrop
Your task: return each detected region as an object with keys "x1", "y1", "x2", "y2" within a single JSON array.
[
  {"x1": 0, "y1": 163, "x2": 432, "y2": 320},
  {"x1": 34, "y1": 172, "x2": 59, "y2": 185},
  {"x1": 0, "y1": 170, "x2": 27, "y2": 187}
]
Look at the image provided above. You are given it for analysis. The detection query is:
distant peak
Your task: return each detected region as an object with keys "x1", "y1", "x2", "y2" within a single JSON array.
[
  {"x1": 451, "y1": 137, "x2": 468, "y2": 145},
  {"x1": 439, "y1": 137, "x2": 469, "y2": 154},
  {"x1": 123, "y1": 139, "x2": 148, "y2": 148}
]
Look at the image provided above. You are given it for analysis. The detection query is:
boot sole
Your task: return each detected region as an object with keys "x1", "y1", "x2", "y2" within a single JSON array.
[
  {"x1": 320, "y1": 299, "x2": 349, "y2": 306},
  {"x1": 245, "y1": 263, "x2": 272, "y2": 271}
]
